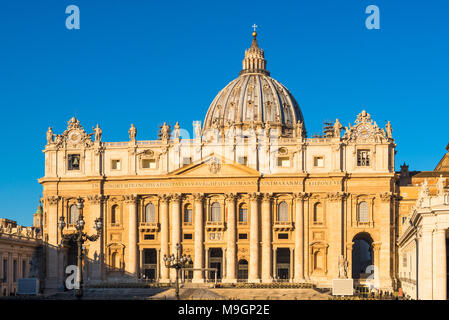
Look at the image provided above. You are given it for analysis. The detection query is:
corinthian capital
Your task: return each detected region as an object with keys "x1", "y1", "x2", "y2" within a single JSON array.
[
  {"x1": 170, "y1": 193, "x2": 182, "y2": 202},
  {"x1": 45, "y1": 196, "x2": 60, "y2": 206},
  {"x1": 379, "y1": 192, "x2": 393, "y2": 202},
  {"x1": 193, "y1": 193, "x2": 205, "y2": 203},
  {"x1": 224, "y1": 193, "x2": 238, "y2": 203},
  {"x1": 262, "y1": 193, "x2": 273, "y2": 202},
  {"x1": 159, "y1": 194, "x2": 171, "y2": 204},
  {"x1": 87, "y1": 194, "x2": 104, "y2": 205},
  {"x1": 122, "y1": 194, "x2": 138, "y2": 204},
  {"x1": 248, "y1": 192, "x2": 261, "y2": 201},
  {"x1": 327, "y1": 192, "x2": 347, "y2": 202},
  {"x1": 293, "y1": 192, "x2": 308, "y2": 201}
]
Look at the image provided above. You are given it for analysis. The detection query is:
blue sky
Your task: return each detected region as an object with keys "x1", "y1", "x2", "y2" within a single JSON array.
[{"x1": 0, "y1": 0, "x2": 448, "y2": 225}]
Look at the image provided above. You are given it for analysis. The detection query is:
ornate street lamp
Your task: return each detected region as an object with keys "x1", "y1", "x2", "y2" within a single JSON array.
[
  {"x1": 163, "y1": 243, "x2": 192, "y2": 300},
  {"x1": 58, "y1": 197, "x2": 103, "y2": 298}
]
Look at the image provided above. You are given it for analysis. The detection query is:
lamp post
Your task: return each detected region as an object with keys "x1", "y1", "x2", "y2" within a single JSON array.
[
  {"x1": 58, "y1": 197, "x2": 103, "y2": 298},
  {"x1": 163, "y1": 243, "x2": 192, "y2": 300}
]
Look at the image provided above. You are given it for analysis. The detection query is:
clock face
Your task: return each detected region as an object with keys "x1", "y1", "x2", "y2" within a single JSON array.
[
  {"x1": 68, "y1": 131, "x2": 81, "y2": 144},
  {"x1": 357, "y1": 124, "x2": 371, "y2": 138}
]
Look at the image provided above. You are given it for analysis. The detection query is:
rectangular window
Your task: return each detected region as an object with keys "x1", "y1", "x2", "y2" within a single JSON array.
[
  {"x1": 238, "y1": 233, "x2": 248, "y2": 240},
  {"x1": 183, "y1": 233, "x2": 193, "y2": 240},
  {"x1": 2, "y1": 260, "x2": 7, "y2": 282},
  {"x1": 13, "y1": 260, "x2": 17, "y2": 282},
  {"x1": 111, "y1": 159, "x2": 121, "y2": 170},
  {"x1": 144, "y1": 234, "x2": 155, "y2": 240},
  {"x1": 278, "y1": 233, "x2": 289, "y2": 240},
  {"x1": 313, "y1": 156, "x2": 324, "y2": 167},
  {"x1": 68, "y1": 154, "x2": 80, "y2": 170},
  {"x1": 142, "y1": 159, "x2": 156, "y2": 169},
  {"x1": 182, "y1": 157, "x2": 192, "y2": 166},
  {"x1": 239, "y1": 208, "x2": 248, "y2": 223},
  {"x1": 277, "y1": 157, "x2": 290, "y2": 167},
  {"x1": 357, "y1": 150, "x2": 371, "y2": 167},
  {"x1": 238, "y1": 156, "x2": 248, "y2": 166}
]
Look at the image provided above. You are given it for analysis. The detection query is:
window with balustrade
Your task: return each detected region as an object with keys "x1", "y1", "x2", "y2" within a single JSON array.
[
  {"x1": 184, "y1": 204, "x2": 193, "y2": 224},
  {"x1": 69, "y1": 204, "x2": 79, "y2": 225},
  {"x1": 278, "y1": 201, "x2": 289, "y2": 222},
  {"x1": 238, "y1": 203, "x2": 248, "y2": 223},
  {"x1": 145, "y1": 203, "x2": 156, "y2": 223},
  {"x1": 210, "y1": 202, "x2": 221, "y2": 222}
]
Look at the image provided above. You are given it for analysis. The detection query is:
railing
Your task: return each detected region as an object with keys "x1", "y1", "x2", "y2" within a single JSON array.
[
  {"x1": 205, "y1": 221, "x2": 226, "y2": 231},
  {"x1": 139, "y1": 222, "x2": 159, "y2": 231},
  {"x1": 273, "y1": 221, "x2": 294, "y2": 231}
]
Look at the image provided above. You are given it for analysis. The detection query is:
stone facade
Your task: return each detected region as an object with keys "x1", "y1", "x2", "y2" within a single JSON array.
[
  {"x1": 38, "y1": 31, "x2": 398, "y2": 291},
  {"x1": 0, "y1": 218, "x2": 43, "y2": 296}
]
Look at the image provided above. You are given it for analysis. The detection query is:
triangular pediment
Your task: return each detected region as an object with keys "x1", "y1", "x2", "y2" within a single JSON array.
[
  {"x1": 169, "y1": 154, "x2": 260, "y2": 177},
  {"x1": 435, "y1": 151, "x2": 449, "y2": 172}
]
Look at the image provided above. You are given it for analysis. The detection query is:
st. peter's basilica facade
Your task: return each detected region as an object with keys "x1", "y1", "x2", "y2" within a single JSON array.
[{"x1": 39, "y1": 31, "x2": 399, "y2": 291}]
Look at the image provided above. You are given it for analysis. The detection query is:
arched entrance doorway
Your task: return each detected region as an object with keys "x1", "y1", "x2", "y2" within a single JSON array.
[
  {"x1": 237, "y1": 259, "x2": 248, "y2": 282},
  {"x1": 352, "y1": 232, "x2": 374, "y2": 279},
  {"x1": 208, "y1": 248, "x2": 223, "y2": 280}
]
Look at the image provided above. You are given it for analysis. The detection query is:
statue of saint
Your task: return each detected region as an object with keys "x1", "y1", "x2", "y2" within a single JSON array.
[
  {"x1": 161, "y1": 122, "x2": 170, "y2": 140},
  {"x1": 338, "y1": 255, "x2": 348, "y2": 279},
  {"x1": 46, "y1": 127, "x2": 54, "y2": 144},
  {"x1": 193, "y1": 121, "x2": 202, "y2": 139},
  {"x1": 129, "y1": 124, "x2": 137, "y2": 141},
  {"x1": 296, "y1": 120, "x2": 303, "y2": 138},
  {"x1": 437, "y1": 174, "x2": 446, "y2": 196},
  {"x1": 385, "y1": 121, "x2": 393, "y2": 139},
  {"x1": 333, "y1": 119, "x2": 343, "y2": 138},
  {"x1": 265, "y1": 123, "x2": 271, "y2": 139},
  {"x1": 93, "y1": 124, "x2": 102, "y2": 142},
  {"x1": 173, "y1": 122, "x2": 180, "y2": 139}
]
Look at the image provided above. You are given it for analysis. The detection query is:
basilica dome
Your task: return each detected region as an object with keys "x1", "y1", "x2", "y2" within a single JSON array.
[{"x1": 203, "y1": 31, "x2": 305, "y2": 136}]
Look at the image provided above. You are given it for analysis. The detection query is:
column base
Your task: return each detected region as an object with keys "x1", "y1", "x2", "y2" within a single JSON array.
[
  {"x1": 261, "y1": 278, "x2": 273, "y2": 283},
  {"x1": 192, "y1": 278, "x2": 205, "y2": 284},
  {"x1": 222, "y1": 278, "x2": 237, "y2": 284},
  {"x1": 248, "y1": 279, "x2": 262, "y2": 283},
  {"x1": 159, "y1": 279, "x2": 171, "y2": 284},
  {"x1": 293, "y1": 278, "x2": 306, "y2": 283}
]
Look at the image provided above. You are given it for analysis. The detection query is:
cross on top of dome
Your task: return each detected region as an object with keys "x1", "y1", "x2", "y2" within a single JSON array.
[{"x1": 240, "y1": 26, "x2": 269, "y2": 76}]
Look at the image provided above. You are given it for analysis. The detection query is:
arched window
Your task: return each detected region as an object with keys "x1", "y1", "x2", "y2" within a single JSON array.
[
  {"x1": 145, "y1": 203, "x2": 156, "y2": 223},
  {"x1": 313, "y1": 203, "x2": 323, "y2": 224},
  {"x1": 184, "y1": 204, "x2": 192, "y2": 223},
  {"x1": 69, "y1": 204, "x2": 79, "y2": 225},
  {"x1": 358, "y1": 201, "x2": 369, "y2": 223},
  {"x1": 278, "y1": 201, "x2": 289, "y2": 222},
  {"x1": 237, "y1": 259, "x2": 248, "y2": 281},
  {"x1": 239, "y1": 203, "x2": 248, "y2": 222},
  {"x1": 211, "y1": 202, "x2": 221, "y2": 222},
  {"x1": 111, "y1": 205, "x2": 118, "y2": 224}
]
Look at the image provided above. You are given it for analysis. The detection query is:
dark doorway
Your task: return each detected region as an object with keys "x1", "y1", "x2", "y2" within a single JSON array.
[
  {"x1": 352, "y1": 233, "x2": 374, "y2": 279},
  {"x1": 143, "y1": 249, "x2": 157, "y2": 280},
  {"x1": 208, "y1": 248, "x2": 223, "y2": 280},
  {"x1": 237, "y1": 259, "x2": 248, "y2": 281},
  {"x1": 276, "y1": 248, "x2": 290, "y2": 280}
]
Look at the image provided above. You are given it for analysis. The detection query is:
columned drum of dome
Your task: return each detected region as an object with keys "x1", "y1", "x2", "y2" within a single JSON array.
[{"x1": 203, "y1": 31, "x2": 305, "y2": 137}]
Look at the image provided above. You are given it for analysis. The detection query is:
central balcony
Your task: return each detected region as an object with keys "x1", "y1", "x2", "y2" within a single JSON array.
[{"x1": 139, "y1": 222, "x2": 159, "y2": 232}]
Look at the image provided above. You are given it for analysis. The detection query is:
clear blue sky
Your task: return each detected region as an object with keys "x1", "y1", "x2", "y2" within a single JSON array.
[{"x1": 0, "y1": 0, "x2": 448, "y2": 226}]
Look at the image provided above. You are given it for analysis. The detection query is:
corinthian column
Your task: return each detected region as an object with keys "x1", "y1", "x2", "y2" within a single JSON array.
[
  {"x1": 124, "y1": 195, "x2": 138, "y2": 278},
  {"x1": 249, "y1": 192, "x2": 261, "y2": 283},
  {"x1": 293, "y1": 193, "x2": 305, "y2": 282},
  {"x1": 45, "y1": 196, "x2": 60, "y2": 291},
  {"x1": 224, "y1": 193, "x2": 237, "y2": 283},
  {"x1": 159, "y1": 195, "x2": 170, "y2": 282},
  {"x1": 433, "y1": 229, "x2": 447, "y2": 300},
  {"x1": 170, "y1": 193, "x2": 182, "y2": 280},
  {"x1": 193, "y1": 193, "x2": 205, "y2": 283},
  {"x1": 87, "y1": 194, "x2": 104, "y2": 282},
  {"x1": 261, "y1": 193, "x2": 272, "y2": 282}
]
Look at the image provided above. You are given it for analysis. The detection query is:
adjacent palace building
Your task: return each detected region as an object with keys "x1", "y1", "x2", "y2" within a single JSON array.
[{"x1": 39, "y1": 31, "x2": 403, "y2": 292}]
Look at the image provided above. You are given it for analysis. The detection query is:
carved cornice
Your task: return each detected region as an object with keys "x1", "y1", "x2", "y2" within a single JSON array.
[{"x1": 45, "y1": 196, "x2": 60, "y2": 206}]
